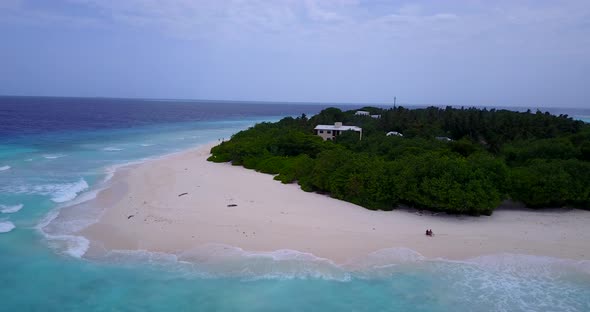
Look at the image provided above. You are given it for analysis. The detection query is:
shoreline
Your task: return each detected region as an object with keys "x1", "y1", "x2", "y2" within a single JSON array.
[{"x1": 49, "y1": 142, "x2": 590, "y2": 264}]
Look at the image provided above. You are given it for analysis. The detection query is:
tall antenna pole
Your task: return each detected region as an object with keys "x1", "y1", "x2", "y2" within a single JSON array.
[{"x1": 394, "y1": 96, "x2": 397, "y2": 107}]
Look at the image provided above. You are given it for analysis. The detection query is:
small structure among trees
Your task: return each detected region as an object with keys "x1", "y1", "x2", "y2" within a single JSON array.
[{"x1": 314, "y1": 122, "x2": 362, "y2": 141}]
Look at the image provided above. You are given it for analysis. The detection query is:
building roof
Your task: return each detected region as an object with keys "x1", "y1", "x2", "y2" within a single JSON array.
[
  {"x1": 355, "y1": 110, "x2": 370, "y2": 115},
  {"x1": 314, "y1": 125, "x2": 362, "y2": 132}
]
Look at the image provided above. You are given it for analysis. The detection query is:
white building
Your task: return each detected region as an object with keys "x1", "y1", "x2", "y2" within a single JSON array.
[
  {"x1": 356, "y1": 110, "x2": 380, "y2": 118},
  {"x1": 314, "y1": 122, "x2": 362, "y2": 141},
  {"x1": 435, "y1": 136, "x2": 453, "y2": 142},
  {"x1": 386, "y1": 131, "x2": 403, "y2": 137}
]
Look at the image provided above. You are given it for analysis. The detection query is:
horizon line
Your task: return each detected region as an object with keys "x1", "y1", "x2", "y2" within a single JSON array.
[{"x1": 0, "y1": 94, "x2": 585, "y2": 110}]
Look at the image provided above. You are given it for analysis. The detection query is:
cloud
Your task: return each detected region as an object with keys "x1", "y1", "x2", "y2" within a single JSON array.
[
  {"x1": 4, "y1": 1, "x2": 590, "y2": 60},
  {"x1": 304, "y1": 0, "x2": 347, "y2": 22},
  {"x1": 1, "y1": 0, "x2": 589, "y2": 105},
  {"x1": 396, "y1": 4, "x2": 422, "y2": 16},
  {"x1": 3, "y1": 1, "x2": 585, "y2": 50}
]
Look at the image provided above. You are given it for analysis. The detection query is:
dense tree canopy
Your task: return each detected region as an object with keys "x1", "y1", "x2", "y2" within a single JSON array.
[{"x1": 209, "y1": 106, "x2": 590, "y2": 215}]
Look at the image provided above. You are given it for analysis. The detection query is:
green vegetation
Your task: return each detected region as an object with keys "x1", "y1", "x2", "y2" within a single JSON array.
[{"x1": 209, "y1": 106, "x2": 590, "y2": 215}]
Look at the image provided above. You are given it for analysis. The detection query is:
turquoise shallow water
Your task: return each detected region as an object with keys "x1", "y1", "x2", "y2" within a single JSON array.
[{"x1": 1, "y1": 99, "x2": 590, "y2": 311}]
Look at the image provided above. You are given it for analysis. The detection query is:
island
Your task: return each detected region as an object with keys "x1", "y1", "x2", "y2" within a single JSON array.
[
  {"x1": 209, "y1": 106, "x2": 590, "y2": 215},
  {"x1": 75, "y1": 106, "x2": 590, "y2": 263}
]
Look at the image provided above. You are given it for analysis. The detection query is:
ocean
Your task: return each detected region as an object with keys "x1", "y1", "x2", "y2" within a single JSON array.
[{"x1": 1, "y1": 96, "x2": 589, "y2": 312}]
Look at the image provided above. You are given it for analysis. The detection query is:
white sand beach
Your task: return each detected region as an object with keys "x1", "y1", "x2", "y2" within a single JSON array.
[{"x1": 78, "y1": 143, "x2": 590, "y2": 263}]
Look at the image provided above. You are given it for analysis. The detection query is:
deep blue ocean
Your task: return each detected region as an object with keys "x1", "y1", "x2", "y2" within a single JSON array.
[{"x1": 1, "y1": 96, "x2": 589, "y2": 312}]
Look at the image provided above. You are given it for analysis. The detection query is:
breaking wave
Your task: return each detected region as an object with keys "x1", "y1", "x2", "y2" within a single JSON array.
[
  {"x1": 18, "y1": 179, "x2": 88, "y2": 203},
  {"x1": 45, "y1": 178, "x2": 89, "y2": 203},
  {"x1": 103, "y1": 147, "x2": 123, "y2": 151},
  {"x1": 43, "y1": 154, "x2": 66, "y2": 159},
  {"x1": 38, "y1": 208, "x2": 92, "y2": 258},
  {"x1": 0, "y1": 178, "x2": 89, "y2": 203},
  {"x1": 0, "y1": 221, "x2": 15, "y2": 233},
  {"x1": 76, "y1": 245, "x2": 590, "y2": 311},
  {"x1": 0, "y1": 204, "x2": 24, "y2": 214},
  {"x1": 79, "y1": 243, "x2": 590, "y2": 289}
]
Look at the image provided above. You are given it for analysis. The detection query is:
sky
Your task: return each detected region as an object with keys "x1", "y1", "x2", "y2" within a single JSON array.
[{"x1": 0, "y1": 0, "x2": 589, "y2": 107}]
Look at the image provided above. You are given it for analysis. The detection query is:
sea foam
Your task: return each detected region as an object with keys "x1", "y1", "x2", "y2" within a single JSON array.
[
  {"x1": 27, "y1": 178, "x2": 90, "y2": 203},
  {"x1": 43, "y1": 154, "x2": 66, "y2": 159},
  {"x1": 49, "y1": 234, "x2": 90, "y2": 258},
  {"x1": 103, "y1": 147, "x2": 123, "y2": 151},
  {"x1": 0, "y1": 165, "x2": 11, "y2": 171},
  {"x1": 434, "y1": 254, "x2": 590, "y2": 312},
  {"x1": 108, "y1": 245, "x2": 590, "y2": 282},
  {"x1": 89, "y1": 244, "x2": 351, "y2": 281},
  {"x1": 1, "y1": 178, "x2": 89, "y2": 203},
  {"x1": 51, "y1": 179, "x2": 89, "y2": 203},
  {"x1": 0, "y1": 221, "x2": 15, "y2": 233},
  {"x1": 0, "y1": 204, "x2": 24, "y2": 214},
  {"x1": 464, "y1": 253, "x2": 590, "y2": 278},
  {"x1": 103, "y1": 159, "x2": 148, "y2": 183},
  {"x1": 38, "y1": 209, "x2": 91, "y2": 258}
]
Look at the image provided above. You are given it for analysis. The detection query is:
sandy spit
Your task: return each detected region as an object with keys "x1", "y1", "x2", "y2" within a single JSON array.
[{"x1": 78, "y1": 143, "x2": 590, "y2": 263}]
